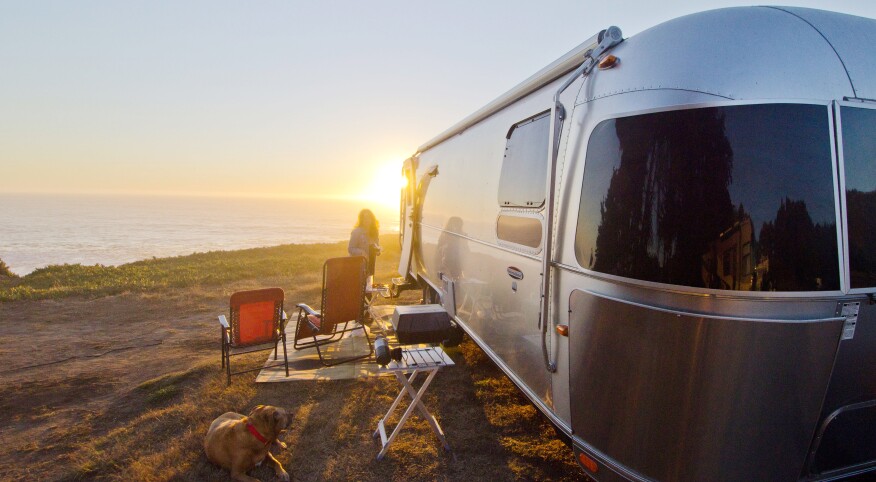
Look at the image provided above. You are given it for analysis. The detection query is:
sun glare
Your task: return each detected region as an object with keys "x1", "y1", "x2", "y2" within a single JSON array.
[{"x1": 361, "y1": 161, "x2": 406, "y2": 208}]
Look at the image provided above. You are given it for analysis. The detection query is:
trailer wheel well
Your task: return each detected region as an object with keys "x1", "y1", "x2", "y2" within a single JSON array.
[{"x1": 420, "y1": 278, "x2": 440, "y2": 304}]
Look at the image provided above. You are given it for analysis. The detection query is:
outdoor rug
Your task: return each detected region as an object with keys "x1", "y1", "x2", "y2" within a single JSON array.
[{"x1": 256, "y1": 305, "x2": 402, "y2": 382}]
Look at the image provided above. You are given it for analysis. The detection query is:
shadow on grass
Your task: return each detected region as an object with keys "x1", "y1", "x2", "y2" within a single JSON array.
[
  {"x1": 448, "y1": 341, "x2": 585, "y2": 481},
  {"x1": 51, "y1": 361, "x2": 257, "y2": 481}
]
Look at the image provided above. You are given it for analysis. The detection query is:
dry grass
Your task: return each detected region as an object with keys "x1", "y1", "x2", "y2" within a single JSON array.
[
  {"x1": 0, "y1": 239, "x2": 587, "y2": 481},
  {"x1": 43, "y1": 342, "x2": 584, "y2": 482}
]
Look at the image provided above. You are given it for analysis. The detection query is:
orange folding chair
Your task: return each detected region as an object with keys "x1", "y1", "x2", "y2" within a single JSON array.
[
  {"x1": 293, "y1": 256, "x2": 373, "y2": 366},
  {"x1": 219, "y1": 287, "x2": 288, "y2": 385}
]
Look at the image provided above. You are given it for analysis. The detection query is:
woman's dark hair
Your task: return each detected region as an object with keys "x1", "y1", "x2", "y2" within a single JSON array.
[{"x1": 356, "y1": 209, "x2": 379, "y2": 239}]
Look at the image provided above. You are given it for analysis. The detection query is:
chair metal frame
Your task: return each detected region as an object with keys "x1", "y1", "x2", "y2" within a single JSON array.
[
  {"x1": 293, "y1": 256, "x2": 373, "y2": 366},
  {"x1": 219, "y1": 287, "x2": 289, "y2": 385}
]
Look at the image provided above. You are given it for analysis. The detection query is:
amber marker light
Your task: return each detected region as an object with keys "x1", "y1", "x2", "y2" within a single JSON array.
[
  {"x1": 556, "y1": 324, "x2": 569, "y2": 337},
  {"x1": 578, "y1": 452, "x2": 599, "y2": 473},
  {"x1": 598, "y1": 54, "x2": 619, "y2": 70}
]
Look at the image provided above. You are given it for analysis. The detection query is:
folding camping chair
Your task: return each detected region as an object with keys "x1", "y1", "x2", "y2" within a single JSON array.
[
  {"x1": 293, "y1": 256, "x2": 373, "y2": 366},
  {"x1": 219, "y1": 287, "x2": 288, "y2": 385}
]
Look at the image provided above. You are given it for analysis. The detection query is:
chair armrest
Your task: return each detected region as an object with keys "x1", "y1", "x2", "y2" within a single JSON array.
[
  {"x1": 296, "y1": 303, "x2": 322, "y2": 334},
  {"x1": 218, "y1": 315, "x2": 232, "y2": 344},
  {"x1": 280, "y1": 310, "x2": 289, "y2": 330},
  {"x1": 296, "y1": 303, "x2": 320, "y2": 317}
]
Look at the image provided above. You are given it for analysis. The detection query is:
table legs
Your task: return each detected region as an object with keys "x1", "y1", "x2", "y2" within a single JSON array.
[{"x1": 373, "y1": 368, "x2": 450, "y2": 460}]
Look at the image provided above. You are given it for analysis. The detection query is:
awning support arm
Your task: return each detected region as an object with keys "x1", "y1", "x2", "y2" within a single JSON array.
[{"x1": 539, "y1": 26, "x2": 623, "y2": 373}]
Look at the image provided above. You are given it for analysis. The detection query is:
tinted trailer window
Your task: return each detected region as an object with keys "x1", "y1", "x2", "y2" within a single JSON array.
[
  {"x1": 575, "y1": 103, "x2": 839, "y2": 292},
  {"x1": 841, "y1": 106, "x2": 876, "y2": 289}
]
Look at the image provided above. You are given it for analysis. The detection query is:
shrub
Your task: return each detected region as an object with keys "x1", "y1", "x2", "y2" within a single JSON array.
[{"x1": 0, "y1": 258, "x2": 15, "y2": 277}]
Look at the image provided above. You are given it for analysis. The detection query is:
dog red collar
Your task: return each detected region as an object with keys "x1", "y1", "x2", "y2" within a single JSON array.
[{"x1": 246, "y1": 422, "x2": 269, "y2": 446}]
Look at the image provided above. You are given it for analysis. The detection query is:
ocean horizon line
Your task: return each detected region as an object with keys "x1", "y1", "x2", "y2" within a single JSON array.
[
  {"x1": 0, "y1": 193, "x2": 399, "y2": 276},
  {"x1": 0, "y1": 190, "x2": 386, "y2": 204}
]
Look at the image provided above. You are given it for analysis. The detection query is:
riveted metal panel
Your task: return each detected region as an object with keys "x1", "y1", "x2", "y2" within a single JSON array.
[{"x1": 778, "y1": 7, "x2": 876, "y2": 100}]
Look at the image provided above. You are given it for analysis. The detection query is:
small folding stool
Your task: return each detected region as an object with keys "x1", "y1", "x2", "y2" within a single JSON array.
[{"x1": 373, "y1": 346, "x2": 454, "y2": 460}]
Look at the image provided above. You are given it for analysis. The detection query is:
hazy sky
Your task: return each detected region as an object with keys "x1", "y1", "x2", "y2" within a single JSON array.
[{"x1": 2, "y1": 1, "x2": 874, "y2": 207}]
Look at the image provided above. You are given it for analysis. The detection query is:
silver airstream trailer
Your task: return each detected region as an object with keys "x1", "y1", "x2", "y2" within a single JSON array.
[{"x1": 393, "y1": 6, "x2": 876, "y2": 481}]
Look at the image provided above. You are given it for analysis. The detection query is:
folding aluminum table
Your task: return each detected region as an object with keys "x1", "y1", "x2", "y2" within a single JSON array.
[{"x1": 373, "y1": 346, "x2": 454, "y2": 460}]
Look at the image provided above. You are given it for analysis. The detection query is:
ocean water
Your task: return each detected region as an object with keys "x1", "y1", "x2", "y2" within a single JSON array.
[{"x1": 0, "y1": 193, "x2": 398, "y2": 276}]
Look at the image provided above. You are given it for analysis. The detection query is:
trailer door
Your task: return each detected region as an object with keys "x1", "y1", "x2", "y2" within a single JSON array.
[{"x1": 489, "y1": 112, "x2": 553, "y2": 404}]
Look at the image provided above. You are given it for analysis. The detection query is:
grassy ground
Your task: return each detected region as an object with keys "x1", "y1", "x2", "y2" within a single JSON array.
[
  {"x1": 0, "y1": 242, "x2": 357, "y2": 301},
  {"x1": 0, "y1": 236, "x2": 587, "y2": 481}
]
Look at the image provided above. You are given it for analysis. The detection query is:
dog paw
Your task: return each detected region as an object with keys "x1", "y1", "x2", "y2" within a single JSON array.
[{"x1": 277, "y1": 471, "x2": 290, "y2": 482}]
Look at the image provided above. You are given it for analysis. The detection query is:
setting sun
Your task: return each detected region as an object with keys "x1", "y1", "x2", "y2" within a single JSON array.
[{"x1": 360, "y1": 160, "x2": 406, "y2": 208}]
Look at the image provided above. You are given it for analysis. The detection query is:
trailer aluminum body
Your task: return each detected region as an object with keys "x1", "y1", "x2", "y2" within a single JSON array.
[{"x1": 396, "y1": 7, "x2": 876, "y2": 481}]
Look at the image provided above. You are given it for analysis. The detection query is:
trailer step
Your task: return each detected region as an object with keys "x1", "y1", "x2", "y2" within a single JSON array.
[{"x1": 390, "y1": 277, "x2": 417, "y2": 298}]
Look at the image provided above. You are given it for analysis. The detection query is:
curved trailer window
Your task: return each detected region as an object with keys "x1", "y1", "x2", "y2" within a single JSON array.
[
  {"x1": 575, "y1": 103, "x2": 839, "y2": 292},
  {"x1": 498, "y1": 112, "x2": 550, "y2": 208},
  {"x1": 841, "y1": 106, "x2": 876, "y2": 289}
]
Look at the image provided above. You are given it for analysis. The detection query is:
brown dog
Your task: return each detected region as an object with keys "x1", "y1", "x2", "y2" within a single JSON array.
[{"x1": 204, "y1": 405, "x2": 291, "y2": 482}]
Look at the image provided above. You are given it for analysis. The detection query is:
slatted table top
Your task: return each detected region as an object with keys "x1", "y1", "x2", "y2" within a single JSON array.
[{"x1": 377, "y1": 346, "x2": 454, "y2": 373}]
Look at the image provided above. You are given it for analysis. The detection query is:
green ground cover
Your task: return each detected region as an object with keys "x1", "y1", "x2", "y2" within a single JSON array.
[{"x1": 0, "y1": 234, "x2": 399, "y2": 301}]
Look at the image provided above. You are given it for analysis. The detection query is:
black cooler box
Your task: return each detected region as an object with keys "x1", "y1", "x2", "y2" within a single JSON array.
[{"x1": 391, "y1": 304, "x2": 453, "y2": 345}]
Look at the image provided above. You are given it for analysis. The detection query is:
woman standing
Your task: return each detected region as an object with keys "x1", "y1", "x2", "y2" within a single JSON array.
[{"x1": 348, "y1": 208, "x2": 380, "y2": 280}]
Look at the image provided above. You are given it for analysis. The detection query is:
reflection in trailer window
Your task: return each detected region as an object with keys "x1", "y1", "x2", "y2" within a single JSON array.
[
  {"x1": 842, "y1": 106, "x2": 876, "y2": 289},
  {"x1": 498, "y1": 112, "x2": 550, "y2": 208},
  {"x1": 574, "y1": 104, "x2": 839, "y2": 292}
]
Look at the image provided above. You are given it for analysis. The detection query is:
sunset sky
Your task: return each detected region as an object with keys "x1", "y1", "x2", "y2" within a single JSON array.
[{"x1": 2, "y1": 1, "x2": 874, "y2": 208}]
